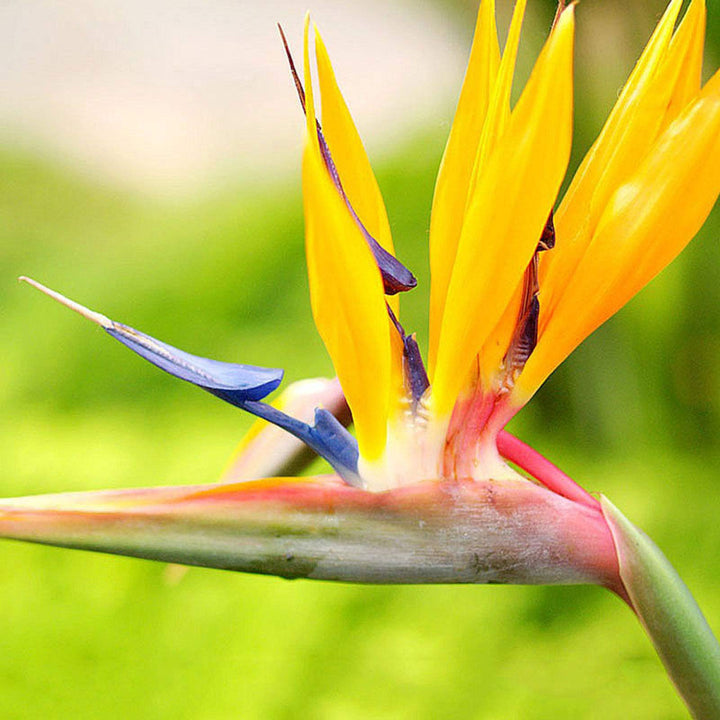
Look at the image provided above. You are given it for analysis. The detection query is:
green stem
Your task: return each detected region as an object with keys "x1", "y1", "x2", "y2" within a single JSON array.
[{"x1": 601, "y1": 496, "x2": 720, "y2": 720}]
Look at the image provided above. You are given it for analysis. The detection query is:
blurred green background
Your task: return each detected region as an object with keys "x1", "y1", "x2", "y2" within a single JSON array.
[{"x1": 1, "y1": 0, "x2": 719, "y2": 718}]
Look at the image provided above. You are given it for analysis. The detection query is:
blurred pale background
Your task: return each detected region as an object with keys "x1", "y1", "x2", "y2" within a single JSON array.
[{"x1": 1, "y1": 1, "x2": 719, "y2": 718}]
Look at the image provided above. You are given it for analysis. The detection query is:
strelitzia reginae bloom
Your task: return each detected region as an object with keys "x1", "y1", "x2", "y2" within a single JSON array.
[{"x1": 7, "y1": 0, "x2": 720, "y2": 715}]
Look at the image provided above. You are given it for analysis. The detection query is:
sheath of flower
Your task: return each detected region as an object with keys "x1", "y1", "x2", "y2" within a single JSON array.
[{"x1": 6, "y1": 1, "x2": 720, "y2": 717}]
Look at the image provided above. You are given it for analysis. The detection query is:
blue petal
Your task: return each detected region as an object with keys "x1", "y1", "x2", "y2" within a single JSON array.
[
  {"x1": 242, "y1": 401, "x2": 361, "y2": 486},
  {"x1": 21, "y1": 278, "x2": 360, "y2": 485},
  {"x1": 386, "y1": 304, "x2": 429, "y2": 408},
  {"x1": 108, "y1": 324, "x2": 361, "y2": 483},
  {"x1": 310, "y1": 408, "x2": 360, "y2": 483},
  {"x1": 401, "y1": 333, "x2": 430, "y2": 405},
  {"x1": 107, "y1": 323, "x2": 360, "y2": 482},
  {"x1": 106, "y1": 324, "x2": 283, "y2": 402}
]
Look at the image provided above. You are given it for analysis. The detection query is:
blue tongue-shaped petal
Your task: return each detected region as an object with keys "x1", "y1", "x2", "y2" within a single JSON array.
[
  {"x1": 105, "y1": 324, "x2": 282, "y2": 403},
  {"x1": 20, "y1": 277, "x2": 282, "y2": 403},
  {"x1": 20, "y1": 277, "x2": 361, "y2": 486}
]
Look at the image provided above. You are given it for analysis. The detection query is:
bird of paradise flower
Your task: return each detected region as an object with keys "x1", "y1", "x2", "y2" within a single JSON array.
[{"x1": 8, "y1": 0, "x2": 720, "y2": 716}]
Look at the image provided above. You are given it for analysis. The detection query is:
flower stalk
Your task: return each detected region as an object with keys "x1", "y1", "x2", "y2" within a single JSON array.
[{"x1": 602, "y1": 498, "x2": 720, "y2": 720}]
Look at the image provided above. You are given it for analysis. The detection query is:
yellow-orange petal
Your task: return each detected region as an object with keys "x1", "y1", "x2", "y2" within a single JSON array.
[
  {"x1": 659, "y1": 0, "x2": 706, "y2": 132},
  {"x1": 584, "y1": 0, "x2": 705, "y2": 232},
  {"x1": 518, "y1": 73, "x2": 720, "y2": 401},
  {"x1": 313, "y1": 23, "x2": 400, "y2": 317},
  {"x1": 313, "y1": 25, "x2": 395, "y2": 258},
  {"x1": 302, "y1": 18, "x2": 392, "y2": 460},
  {"x1": 431, "y1": 7, "x2": 575, "y2": 415},
  {"x1": 559, "y1": 0, "x2": 683, "y2": 223},
  {"x1": 441, "y1": 0, "x2": 526, "y2": 392},
  {"x1": 539, "y1": 0, "x2": 686, "y2": 321},
  {"x1": 428, "y1": 0, "x2": 500, "y2": 374},
  {"x1": 466, "y1": 0, "x2": 527, "y2": 203},
  {"x1": 303, "y1": 15, "x2": 321, "y2": 154},
  {"x1": 478, "y1": 275, "x2": 524, "y2": 388}
]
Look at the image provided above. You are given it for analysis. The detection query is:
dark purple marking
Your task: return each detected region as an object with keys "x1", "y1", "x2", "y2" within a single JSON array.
[
  {"x1": 278, "y1": 25, "x2": 417, "y2": 295},
  {"x1": 502, "y1": 209, "x2": 556, "y2": 383},
  {"x1": 513, "y1": 295, "x2": 539, "y2": 369},
  {"x1": 403, "y1": 334, "x2": 430, "y2": 405},
  {"x1": 386, "y1": 304, "x2": 430, "y2": 407},
  {"x1": 278, "y1": 24, "x2": 307, "y2": 112},
  {"x1": 538, "y1": 210, "x2": 555, "y2": 251},
  {"x1": 503, "y1": 256, "x2": 540, "y2": 380}
]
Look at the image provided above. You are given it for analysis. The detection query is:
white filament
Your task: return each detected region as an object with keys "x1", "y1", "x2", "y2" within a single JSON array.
[{"x1": 19, "y1": 277, "x2": 112, "y2": 328}]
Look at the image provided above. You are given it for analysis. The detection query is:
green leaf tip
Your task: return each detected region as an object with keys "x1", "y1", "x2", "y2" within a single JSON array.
[{"x1": 601, "y1": 495, "x2": 720, "y2": 720}]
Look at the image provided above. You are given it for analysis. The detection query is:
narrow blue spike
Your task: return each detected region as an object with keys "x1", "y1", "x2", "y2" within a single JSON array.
[
  {"x1": 402, "y1": 334, "x2": 430, "y2": 406},
  {"x1": 241, "y1": 402, "x2": 361, "y2": 487},
  {"x1": 386, "y1": 303, "x2": 429, "y2": 409},
  {"x1": 107, "y1": 322, "x2": 360, "y2": 481},
  {"x1": 19, "y1": 277, "x2": 283, "y2": 403},
  {"x1": 311, "y1": 408, "x2": 360, "y2": 480}
]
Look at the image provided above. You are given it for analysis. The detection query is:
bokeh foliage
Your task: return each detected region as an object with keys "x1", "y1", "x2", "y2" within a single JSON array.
[{"x1": 1, "y1": 1, "x2": 719, "y2": 717}]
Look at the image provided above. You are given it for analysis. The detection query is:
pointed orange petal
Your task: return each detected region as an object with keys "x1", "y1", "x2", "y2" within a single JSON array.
[
  {"x1": 539, "y1": 0, "x2": 685, "y2": 322},
  {"x1": 519, "y1": 75, "x2": 720, "y2": 401},
  {"x1": 303, "y1": 142, "x2": 393, "y2": 460},
  {"x1": 436, "y1": 0, "x2": 527, "y2": 392},
  {"x1": 428, "y1": 0, "x2": 500, "y2": 374},
  {"x1": 466, "y1": 0, "x2": 527, "y2": 199},
  {"x1": 313, "y1": 26, "x2": 394, "y2": 258},
  {"x1": 660, "y1": 0, "x2": 706, "y2": 131},
  {"x1": 431, "y1": 7, "x2": 575, "y2": 415},
  {"x1": 478, "y1": 276, "x2": 524, "y2": 388},
  {"x1": 302, "y1": 18, "x2": 392, "y2": 460}
]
